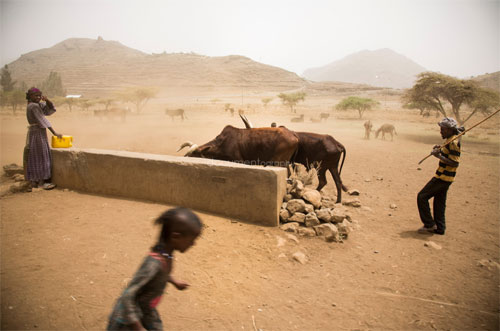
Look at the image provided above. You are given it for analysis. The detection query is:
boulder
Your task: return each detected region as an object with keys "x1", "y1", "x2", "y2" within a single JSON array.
[
  {"x1": 3, "y1": 164, "x2": 24, "y2": 177},
  {"x1": 298, "y1": 227, "x2": 317, "y2": 237},
  {"x1": 286, "y1": 199, "x2": 307, "y2": 214},
  {"x1": 288, "y1": 212, "x2": 306, "y2": 224},
  {"x1": 331, "y1": 209, "x2": 346, "y2": 223},
  {"x1": 315, "y1": 208, "x2": 332, "y2": 223},
  {"x1": 304, "y1": 213, "x2": 320, "y2": 227},
  {"x1": 280, "y1": 209, "x2": 291, "y2": 222},
  {"x1": 313, "y1": 223, "x2": 340, "y2": 242},
  {"x1": 280, "y1": 222, "x2": 300, "y2": 233},
  {"x1": 301, "y1": 189, "x2": 322, "y2": 209}
]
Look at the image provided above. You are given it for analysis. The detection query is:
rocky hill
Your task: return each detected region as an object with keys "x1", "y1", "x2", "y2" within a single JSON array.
[
  {"x1": 302, "y1": 48, "x2": 427, "y2": 89},
  {"x1": 7, "y1": 37, "x2": 306, "y2": 97}
]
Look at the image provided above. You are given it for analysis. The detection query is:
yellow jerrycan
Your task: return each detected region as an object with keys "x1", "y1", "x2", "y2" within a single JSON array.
[{"x1": 51, "y1": 135, "x2": 73, "y2": 148}]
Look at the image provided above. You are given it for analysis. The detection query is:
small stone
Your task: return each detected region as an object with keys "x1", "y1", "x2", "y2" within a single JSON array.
[
  {"x1": 13, "y1": 174, "x2": 25, "y2": 182},
  {"x1": 304, "y1": 203, "x2": 315, "y2": 214},
  {"x1": 314, "y1": 223, "x2": 340, "y2": 242},
  {"x1": 343, "y1": 198, "x2": 361, "y2": 207},
  {"x1": 281, "y1": 222, "x2": 300, "y2": 233},
  {"x1": 276, "y1": 236, "x2": 286, "y2": 247},
  {"x1": 376, "y1": 176, "x2": 383, "y2": 181},
  {"x1": 3, "y1": 163, "x2": 24, "y2": 177},
  {"x1": 286, "y1": 199, "x2": 307, "y2": 214},
  {"x1": 364, "y1": 178, "x2": 371, "y2": 182},
  {"x1": 288, "y1": 212, "x2": 306, "y2": 224},
  {"x1": 286, "y1": 234, "x2": 299, "y2": 243},
  {"x1": 297, "y1": 227, "x2": 316, "y2": 237},
  {"x1": 292, "y1": 251, "x2": 308, "y2": 264},
  {"x1": 348, "y1": 189, "x2": 360, "y2": 196},
  {"x1": 280, "y1": 209, "x2": 291, "y2": 222},
  {"x1": 304, "y1": 213, "x2": 320, "y2": 227},
  {"x1": 389, "y1": 204, "x2": 397, "y2": 209},
  {"x1": 283, "y1": 194, "x2": 293, "y2": 202},
  {"x1": 315, "y1": 208, "x2": 332, "y2": 223},
  {"x1": 331, "y1": 209, "x2": 346, "y2": 223},
  {"x1": 424, "y1": 241, "x2": 442, "y2": 250}
]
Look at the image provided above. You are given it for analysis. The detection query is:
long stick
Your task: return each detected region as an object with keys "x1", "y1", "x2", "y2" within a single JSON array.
[{"x1": 418, "y1": 109, "x2": 500, "y2": 165}]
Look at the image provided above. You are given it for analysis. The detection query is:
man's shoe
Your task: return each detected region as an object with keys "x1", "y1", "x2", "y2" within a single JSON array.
[
  {"x1": 433, "y1": 229, "x2": 445, "y2": 235},
  {"x1": 417, "y1": 225, "x2": 437, "y2": 234}
]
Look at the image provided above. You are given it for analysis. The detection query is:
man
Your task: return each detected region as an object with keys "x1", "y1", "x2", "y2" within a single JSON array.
[{"x1": 417, "y1": 117, "x2": 462, "y2": 235}]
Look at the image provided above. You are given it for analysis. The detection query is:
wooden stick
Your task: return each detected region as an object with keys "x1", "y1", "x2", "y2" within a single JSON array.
[{"x1": 418, "y1": 109, "x2": 500, "y2": 165}]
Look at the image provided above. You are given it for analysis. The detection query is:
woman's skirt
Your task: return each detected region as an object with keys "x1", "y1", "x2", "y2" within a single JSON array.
[{"x1": 24, "y1": 126, "x2": 52, "y2": 182}]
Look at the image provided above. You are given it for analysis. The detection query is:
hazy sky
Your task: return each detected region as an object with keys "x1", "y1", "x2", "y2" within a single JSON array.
[{"x1": 1, "y1": 0, "x2": 498, "y2": 78}]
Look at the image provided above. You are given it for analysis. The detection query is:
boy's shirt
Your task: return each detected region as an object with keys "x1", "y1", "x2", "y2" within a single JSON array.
[{"x1": 435, "y1": 135, "x2": 461, "y2": 183}]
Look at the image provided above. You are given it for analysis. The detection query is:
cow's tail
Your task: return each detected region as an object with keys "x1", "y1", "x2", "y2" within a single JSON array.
[{"x1": 339, "y1": 146, "x2": 348, "y2": 192}]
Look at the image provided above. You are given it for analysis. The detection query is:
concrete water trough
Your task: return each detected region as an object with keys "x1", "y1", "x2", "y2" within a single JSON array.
[{"x1": 52, "y1": 148, "x2": 287, "y2": 226}]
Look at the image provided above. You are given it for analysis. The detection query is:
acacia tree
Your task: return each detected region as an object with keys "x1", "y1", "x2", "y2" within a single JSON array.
[
  {"x1": 40, "y1": 71, "x2": 65, "y2": 97},
  {"x1": 402, "y1": 72, "x2": 499, "y2": 125},
  {"x1": 118, "y1": 87, "x2": 159, "y2": 113},
  {"x1": 95, "y1": 97, "x2": 116, "y2": 111},
  {"x1": 335, "y1": 96, "x2": 379, "y2": 119},
  {"x1": 277, "y1": 92, "x2": 306, "y2": 113},
  {"x1": 1, "y1": 90, "x2": 25, "y2": 114}
]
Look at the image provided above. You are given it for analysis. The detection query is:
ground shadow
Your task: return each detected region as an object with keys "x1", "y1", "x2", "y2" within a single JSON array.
[{"x1": 399, "y1": 230, "x2": 435, "y2": 241}]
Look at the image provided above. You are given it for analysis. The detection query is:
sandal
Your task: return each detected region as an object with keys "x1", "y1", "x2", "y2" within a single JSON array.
[{"x1": 42, "y1": 183, "x2": 56, "y2": 190}]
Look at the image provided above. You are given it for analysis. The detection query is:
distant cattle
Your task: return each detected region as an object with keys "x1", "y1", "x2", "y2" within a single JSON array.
[
  {"x1": 93, "y1": 108, "x2": 127, "y2": 122},
  {"x1": 291, "y1": 114, "x2": 304, "y2": 123},
  {"x1": 375, "y1": 124, "x2": 397, "y2": 141},
  {"x1": 364, "y1": 120, "x2": 373, "y2": 139},
  {"x1": 310, "y1": 117, "x2": 321, "y2": 123},
  {"x1": 165, "y1": 108, "x2": 186, "y2": 121},
  {"x1": 320, "y1": 113, "x2": 330, "y2": 121}
]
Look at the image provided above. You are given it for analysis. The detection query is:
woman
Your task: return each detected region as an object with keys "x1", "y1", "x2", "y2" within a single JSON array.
[{"x1": 24, "y1": 87, "x2": 62, "y2": 190}]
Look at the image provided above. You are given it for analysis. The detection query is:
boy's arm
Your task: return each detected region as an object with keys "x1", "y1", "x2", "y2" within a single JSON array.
[
  {"x1": 431, "y1": 146, "x2": 459, "y2": 167},
  {"x1": 168, "y1": 275, "x2": 190, "y2": 290}
]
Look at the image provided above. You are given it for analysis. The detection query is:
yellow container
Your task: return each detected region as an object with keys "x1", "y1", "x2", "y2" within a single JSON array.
[{"x1": 51, "y1": 135, "x2": 73, "y2": 148}]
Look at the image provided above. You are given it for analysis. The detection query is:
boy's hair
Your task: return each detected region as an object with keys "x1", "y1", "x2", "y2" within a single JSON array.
[{"x1": 154, "y1": 207, "x2": 202, "y2": 246}]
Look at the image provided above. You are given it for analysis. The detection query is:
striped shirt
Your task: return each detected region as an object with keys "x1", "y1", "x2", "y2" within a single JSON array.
[{"x1": 435, "y1": 135, "x2": 461, "y2": 182}]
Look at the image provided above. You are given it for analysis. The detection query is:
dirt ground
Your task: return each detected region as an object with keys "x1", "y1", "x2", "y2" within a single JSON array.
[{"x1": 1, "y1": 97, "x2": 499, "y2": 330}]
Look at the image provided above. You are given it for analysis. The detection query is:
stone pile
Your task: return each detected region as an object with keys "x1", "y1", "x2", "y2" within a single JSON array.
[
  {"x1": 280, "y1": 177, "x2": 360, "y2": 242},
  {"x1": 2, "y1": 164, "x2": 31, "y2": 194}
]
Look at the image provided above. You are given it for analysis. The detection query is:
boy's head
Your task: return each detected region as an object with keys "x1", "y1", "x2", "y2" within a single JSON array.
[{"x1": 155, "y1": 207, "x2": 202, "y2": 253}]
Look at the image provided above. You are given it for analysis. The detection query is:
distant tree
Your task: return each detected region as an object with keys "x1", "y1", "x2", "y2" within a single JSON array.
[
  {"x1": 277, "y1": 92, "x2": 306, "y2": 113},
  {"x1": 402, "y1": 72, "x2": 499, "y2": 125},
  {"x1": 78, "y1": 98, "x2": 95, "y2": 112},
  {"x1": 261, "y1": 97, "x2": 273, "y2": 110},
  {"x1": 1, "y1": 89, "x2": 25, "y2": 114},
  {"x1": 56, "y1": 96, "x2": 78, "y2": 112},
  {"x1": 1, "y1": 65, "x2": 16, "y2": 92},
  {"x1": 335, "y1": 96, "x2": 379, "y2": 119},
  {"x1": 119, "y1": 87, "x2": 159, "y2": 113},
  {"x1": 95, "y1": 97, "x2": 116, "y2": 110},
  {"x1": 40, "y1": 71, "x2": 65, "y2": 97}
]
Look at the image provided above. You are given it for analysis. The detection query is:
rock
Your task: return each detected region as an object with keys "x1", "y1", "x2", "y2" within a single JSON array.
[
  {"x1": 331, "y1": 209, "x2": 346, "y2": 223},
  {"x1": 424, "y1": 241, "x2": 442, "y2": 250},
  {"x1": 314, "y1": 223, "x2": 340, "y2": 242},
  {"x1": 376, "y1": 176, "x2": 383, "y2": 181},
  {"x1": 286, "y1": 183, "x2": 293, "y2": 194},
  {"x1": 291, "y1": 180, "x2": 305, "y2": 198},
  {"x1": 3, "y1": 164, "x2": 24, "y2": 177},
  {"x1": 9, "y1": 181, "x2": 31, "y2": 193},
  {"x1": 286, "y1": 234, "x2": 299, "y2": 243},
  {"x1": 389, "y1": 204, "x2": 397, "y2": 209},
  {"x1": 301, "y1": 189, "x2": 322, "y2": 209},
  {"x1": 276, "y1": 236, "x2": 286, "y2": 247},
  {"x1": 281, "y1": 202, "x2": 288, "y2": 209},
  {"x1": 283, "y1": 194, "x2": 293, "y2": 202},
  {"x1": 361, "y1": 206, "x2": 372, "y2": 212},
  {"x1": 304, "y1": 203, "x2": 315, "y2": 214},
  {"x1": 292, "y1": 251, "x2": 308, "y2": 264},
  {"x1": 348, "y1": 189, "x2": 360, "y2": 196},
  {"x1": 364, "y1": 178, "x2": 371, "y2": 182},
  {"x1": 280, "y1": 209, "x2": 291, "y2": 222},
  {"x1": 315, "y1": 208, "x2": 332, "y2": 223},
  {"x1": 477, "y1": 259, "x2": 500, "y2": 270},
  {"x1": 304, "y1": 213, "x2": 320, "y2": 227},
  {"x1": 298, "y1": 227, "x2": 317, "y2": 237},
  {"x1": 343, "y1": 198, "x2": 361, "y2": 207},
  {"x1": 13, "y1": 174, "x2": 25, "y2": 182},
  {"x1": 337, "y1": 220, "x2": 352, "y2": 234},
  {"x1": 289, "y1": 212, "x2": 306, "y2": 224},
  {"x1": 321, "y1": 199, "x2": 337, "y2": 209},
  {"x1": 286, "y1": 199, "x2": 307, "y2": 214},
  {"x1": 280, "y1": 222, "x2": 300, "y2": 233}
]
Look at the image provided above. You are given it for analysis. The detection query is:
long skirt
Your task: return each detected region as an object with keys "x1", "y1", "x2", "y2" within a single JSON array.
[{"x1": 24, "y1": 127, "x2": 52, "y2": 182}]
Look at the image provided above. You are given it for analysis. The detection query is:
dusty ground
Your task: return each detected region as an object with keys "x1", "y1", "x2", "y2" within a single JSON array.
[{"x1": 1, "y1": 98, "x2": 499, "y2": 330}]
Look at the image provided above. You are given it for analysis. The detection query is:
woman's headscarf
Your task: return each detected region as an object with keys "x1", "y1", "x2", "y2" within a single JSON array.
[{"x1": 26, "y1": 87, "x2": 41, "y2": 101}]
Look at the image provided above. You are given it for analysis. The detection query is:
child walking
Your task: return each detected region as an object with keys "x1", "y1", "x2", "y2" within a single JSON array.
[{"x1": 107, "y1": 207, "x2": 202, "y2": 330}]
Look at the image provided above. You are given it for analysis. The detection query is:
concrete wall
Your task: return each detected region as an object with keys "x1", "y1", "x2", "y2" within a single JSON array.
[{"x1": 51, "y1": 148, "x2": 287, "y2": 226}]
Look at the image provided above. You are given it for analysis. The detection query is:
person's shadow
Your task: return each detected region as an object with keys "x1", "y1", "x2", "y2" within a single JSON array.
[{"x1": 399, "y1": 230, "x2": 434, "y2": 241}]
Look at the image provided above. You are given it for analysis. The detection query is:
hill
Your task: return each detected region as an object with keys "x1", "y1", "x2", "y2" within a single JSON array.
[
  {"x1": 472, "y1": 71, "x2": 500, "y2": 93},
  {"x1": 302, "y1": 48, "x2": 427, "y2": 89},
  {"x1": 7, "y1": 37, "x2": 306, "y2": 97}
]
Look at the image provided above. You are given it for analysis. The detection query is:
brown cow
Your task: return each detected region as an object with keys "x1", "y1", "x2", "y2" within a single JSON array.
[
  {"x1": 241, "y1": 117, "x2": 348, "y2": 202},
  {"x1": 178, "y1": 125, "x2": 299, "y2": 167}
]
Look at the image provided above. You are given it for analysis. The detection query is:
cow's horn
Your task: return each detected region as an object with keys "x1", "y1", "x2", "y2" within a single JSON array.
[
  {"x1": 177, "y1": 141, "x2": 194, "y2": 152},
  {"x1": 184, "y1": 144, "x2": 198, "y2": 156},
  {"x1": 240, "y1": 114, "x2": 253, "y2": 129}
]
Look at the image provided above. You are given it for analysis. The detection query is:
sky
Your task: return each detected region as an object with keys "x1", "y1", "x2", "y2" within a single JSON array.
[{"x1": 1, "y1": 0, "x2": 499, "y2": 78}]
